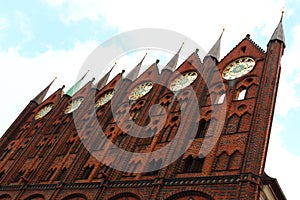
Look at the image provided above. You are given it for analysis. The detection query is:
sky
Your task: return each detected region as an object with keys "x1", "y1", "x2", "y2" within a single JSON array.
[{"x1": 0, "y1": 0, "x2": 299, "y2": 199}]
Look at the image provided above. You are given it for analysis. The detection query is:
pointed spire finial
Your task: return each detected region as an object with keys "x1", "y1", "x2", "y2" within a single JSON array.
[
  {"x1": 206, "y1": 29, "x2": 224, "y2": 61},
  {"x1": 163, "y1": 42, "x2": 184, "y2": 71},
  {"x1": 280, "y1": 9, "x2": 284, "y2": 22},
  {"x1": 125, "y1": 52, "x2": 147, "y2": 81},
  {"x1": 32, "y1": 77, "x2": 57, "y2": 104},
  {"x1": 80, "y1": 70, "x2": 89, "y2": 81},
  {"x1": 66, "y1": 70, "x2": 89, "y2": 97},
  {"x1": 269, "y1": 11, "x2": 285, "y2": 47},
  {"x1": 97, "y1": 63, "x2": 116, "y2": 89}
]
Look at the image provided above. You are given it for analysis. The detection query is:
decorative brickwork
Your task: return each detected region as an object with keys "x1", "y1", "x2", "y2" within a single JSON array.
[{"x1": 0, "y1": 20, "x2": 286, "y2": 199}]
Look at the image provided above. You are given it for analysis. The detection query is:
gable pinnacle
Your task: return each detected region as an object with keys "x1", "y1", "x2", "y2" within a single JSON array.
[
  {"x1": 97, "y1": 62, "x2": 116, "y2": 89},
  {"x1": 32, "y1": 77, "x2": 57, "y2": 104},
  {"x1": 206, "y1": 28, "x2": 224, "y2": 61},
  {"x1": 125, "y1": 52, "x2": 147, "y2": 81},
  {"x1": 270, "y1": 11, "x2": 285, "y2": 47},
  {"x1": 163, "y1": 42, "x2": 184, "y2": 71},
  {"x1": 65, "y1": 70, "x2": 89, "y2": 97}
]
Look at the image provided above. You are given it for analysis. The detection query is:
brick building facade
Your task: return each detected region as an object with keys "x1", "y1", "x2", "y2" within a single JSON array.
[{"x1": 0, "y1": 15, "x2": 286, "y2": 200}]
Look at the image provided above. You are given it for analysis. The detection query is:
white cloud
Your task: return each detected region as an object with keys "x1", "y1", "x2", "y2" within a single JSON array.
[
  {"x1": 0, "y1": 41, "x2": 99, "y2": 135},
  {"x1": 266, "y1": 121, "x2": 300, "y2": 200},
  {"x1": 42, "y1": 0, "x2": 286, "y2": 53},
  {"x1": 275, "y1": 23, "x2": 300, "y2": 117},
  {"x1": 276, "y1": 70, "x2": 300, "y2": 116}
]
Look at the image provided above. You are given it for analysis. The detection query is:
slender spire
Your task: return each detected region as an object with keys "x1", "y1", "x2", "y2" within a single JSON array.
[
  {"x1": 97, "y1": 62, "x2": 116, "y2": 89},
  {"x1": 206, "y1": 28, "x2": 224, "y2": 61},
  {"x1": 270, "y1": 11, "x2": 285, "y2": 47},
  {"x1": 66, "y1": 70, "x2": 89, "y2": 97},
  {"x1": 163, "y1": 42, "x2": 184, "y2": 71},
  {"x1": 32, "y1": 77, "x2": 56, "y2": 104},
  {"x1": 125, "y1": 53, "x2": 147, "y2": 81}
]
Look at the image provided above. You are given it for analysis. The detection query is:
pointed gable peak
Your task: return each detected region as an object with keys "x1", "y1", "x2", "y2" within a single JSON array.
[
  {"x1": 66, "y1": 70, "x2": 89, "y2": 97},
  {"x1": 97, "y1": 62, "x2": 116, "y2": 89},
  {"x1": 163, "y1": 42, "x2": 184, "y2": 71},
  {"x1": 32, "y1": 77, "x2": 56, "y2": 104},
  {"x1": 270, "y1": 11, "x2": 285, "y2": 47},
  {"x1": 206, "y1": 29, "x2": 224, "y2": 61},
  {"x1": 125, "y1": 53, "x2": 147, "y2": 81}
]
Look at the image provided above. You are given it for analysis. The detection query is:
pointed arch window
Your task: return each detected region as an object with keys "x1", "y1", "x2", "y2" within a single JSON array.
[
  {"x1": 144, "y1": 159, "x2": 162, "y2": 176},
  {"x1": 11, "y1": 147, "x2": 24, "y2": 160},
  {"x1": 44, "y1": 168, "x2": 56, "y2": 181},
  {"x1": 182, "y1": 155, "x2": 205, "y2": 173},
  {"x1": 226, "y1": 114, "x2": 240, "y2": 134},
  {"x1": 55, "y1": 167, "x2": 67, "y2": 181},
  {"x1": 81, "y1": 165, "x2": 94, "y2": 179},
  {"x1": 130, "y1": 109, "x2": 139, "y2": 120},
  {"x1": 228, "y1": 150, "x2": 243, "y2": 170},
  {"x1": 30, "y1": 144, "x2": 43, "y2": 158},
  {"x1": 39, "y1": 144, "x2": 52, "y2": 158},
  {"x1": 70, "y1": 140, "x2": 81, "y2": 154},
  {"x1": 159, "y1": 125, "x2": 177, "y2": 143},
  {"x1": 0, "y1": 170, "x2": 5, "y2": 180},
  {"x1": 214, "y1": 152, "x2": 230, "y2": 171},
  {"x1": 60, "y1": 141, "x2": 74, "y2": 155},
  {"x1": 0, "y1": 148, "x2": 11, "y2": 161},
  {"x1": 125, "y1": 161, "x2": 141, "y2": 176},
  {"x1": 195, "y1": 119, "x2": 209, "y2": 138},
  {"x1": 216, "y1": 92, "x2": 226, "y2": 104},
  {"x1": 98, "y1": 134, "x2": 112, "y2": 150},
  {"x1": 115, "y1": 134, "x2": 127, "y2": 147},
  {"x1": 13, "y1": 170, "x2": 25, "y2": 182},
  {"x1": 237, "y1": 88, "x2": 247, "y2": 100}
]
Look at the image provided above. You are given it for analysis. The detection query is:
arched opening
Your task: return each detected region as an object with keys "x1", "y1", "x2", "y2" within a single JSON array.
[
  {"x1": 44, "y1": 168, "x2": 56, "y2": 181},
  {"x1": 214, "y1": 152, "x2": 230, "y2": 171},
  {"x1": 81, "y1": 165, "x2": 95, "y2": 179},
  {"x1": 0, "y1": 194, "x2": 11, "y2": 200},
  {"x1": 0, "y1": 170, "x2": 5, "y2": 180},
  {"x1": 181, "y1": 155, "x2": 205, "y2": 173},
  {"x1": 195, "y1": 119, "x2": 208, "y2": 138},
  {"x1": 237, "y1": 87, "x2": 247, "y2": 100},
  {"x1": 13, "y1": 170, "x2": 25, "y2": 183},
  {"x1": 55, "y1": 167, "x2": 67, "y2": 181},
  {"x1": 165, "y1": 190, "x2": 214, "y2": 200},
  {"x1": 228, "y1": 150, "x2": 243, "y2": 170},
  {"x1": 0, "y1": 148, "x2": 11, "y2": 161},
  {"x1": 109, "y1": 192, "x2": 141, "y2": 200},
  {"x1": 24, "y1": 194, "x2": 45, "y2": 200},
  {"x1": 115, "y1": 133, "x2": 127, "y2": 147},
  {"x1": 61, "y1": 193, "x2": 88, "y2": 200},
  {"x1": 215, "y1": 91, "x2": 225, "y2": 104},
  {"x1": 144, "y1": 158, "x2": 162, "y2": 176},
  {"x1": 159, "y1": 124, "x2": 178, "y2": 143}
]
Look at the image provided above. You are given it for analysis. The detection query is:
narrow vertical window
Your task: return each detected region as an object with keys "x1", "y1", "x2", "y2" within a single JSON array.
[
  {"x1": 217, "y1": 93, "x2": 226, "y2": 104},
  {"x1": 195, "y1": 119, "x2": 208, "y2": 138},
  {"x1": 81, "y1": 165, "x2": 94, "y2": 179},
  {"x1": 55, "y1": 167, "x2": 67, "y2": 181},
  {"x1": 0, "y1": 149, "x2": 11, "y2": 161},
  {"x1": 14, "y1": 171, "x2": 25, "y2": 182},
  {"x1": 238, "y1": 89, "x2": 246, "y2": 100},
  {"x1": 0, "y1": 170, "x2": 5, "y2": 179},
  {"x1": 45, "y1": 168, "x2": 56, "y2": 181}
]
